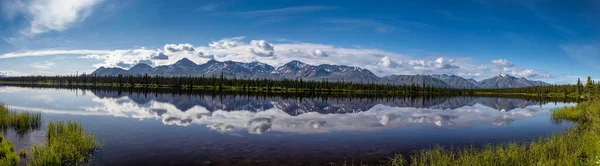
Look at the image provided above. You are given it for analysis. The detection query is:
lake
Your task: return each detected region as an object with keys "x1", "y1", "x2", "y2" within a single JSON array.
[{"x1": 0, "y1": 86, "x2": 574, "y2": 165}]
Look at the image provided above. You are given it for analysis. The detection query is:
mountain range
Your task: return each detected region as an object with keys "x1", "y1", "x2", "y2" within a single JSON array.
[
  {"x1": 91, "y1": 58, "x2": 551, "y2": 89},
  {"x1": 92, "y1": 90, "x2": 543, "y2": 115},
  {"x1": 0, "y1": 71, "x2": 20, "y2": 78}
]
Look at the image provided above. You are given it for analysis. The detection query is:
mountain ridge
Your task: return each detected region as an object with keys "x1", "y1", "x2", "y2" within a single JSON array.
[{"x1": 90, "y1": 58, "x2": 551, "y2": 89}]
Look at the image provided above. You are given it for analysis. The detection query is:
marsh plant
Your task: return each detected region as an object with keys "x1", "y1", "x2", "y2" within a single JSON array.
[
  {"x1": 385, "y1": 98, "x2": 600, "y2": 166},
  {"x1": 0, "y1": 104, "x2": 41, "y2": 135},
  {"x1": 0, "y1": 136, "x2": 19, "y2": 166},
  {"x1": 0, "y1": 105, "x2": 99, "y2": 165},
  {"x1": 28, "y1": 121, "x2": 100, "y2": 166}
]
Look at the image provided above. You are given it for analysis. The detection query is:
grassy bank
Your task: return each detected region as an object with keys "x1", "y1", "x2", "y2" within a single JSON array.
[
  {"x1": 1, "y1": 105, "x2": 99, "y2": 165},
  {"x1": 0, "y1": 136, "x2": 19, "y2": 166},
  {"x1": 385, "y1": 98, "x2": 600, "y2": 166},
  {"x1": 28, "y1": 121, "x2": 100, "y2": 166}
]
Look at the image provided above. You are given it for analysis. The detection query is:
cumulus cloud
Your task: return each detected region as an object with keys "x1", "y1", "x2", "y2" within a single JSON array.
[
  {"x1": 250, "y1": 40, "x2": 274, "y2": 51},
  {"x1": 197, "y1": 51, "x2": 214, "y2": 59},
  {"x1": 3, "y1": 91, "x2": 570, "y2": 134},
  {"x1": 209, "y1": 36, "x2": 244, "y2": 49},
  {"x1": 312, "y1": 49, "x2": 328, "y2": 57},
  {"x1": 488, "y1": 59, "x2": 550, "y2": 78},
  {"x1": 3, "y1": 0, "x2": 103, "y2": 36},
  {"x1": 491, "y1": 59, "x2": 514, "y2": 68},
  {"x1": 0, "y1": 70, "x2": 26, "y2": 77},
  {"x1": 0, "y1": 36, "x2": 553, "y2": 81},
  {"x1": 509, "y1": 69, "x2": 551, "y2": 78},
  {"x1": 395, "y1": 57, "x2": 460, "y2": 71},
  {"x1": 380, "y1": 56, "x2": 397, "y2": 68},
  {"x1": 151, "y1": 52, "x2": 169, "y2": 60},
  {"x1": 164, "y1": 44, "x2": 195, "y2": 52},
  {"x1": 248, "y1": 40, "x2": 275, "y2": 57}
]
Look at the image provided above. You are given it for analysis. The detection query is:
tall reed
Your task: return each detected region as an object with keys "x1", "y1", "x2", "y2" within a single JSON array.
[
  {"x1": 0, "y1": 104, "x2": 42, "y2": 135},
  {"x1": 0, "y1": 136, "x2": 19, "y2": 166},
  {"x1": 28, "y1": 121, "x2": 99, "y2": 166},
  {"x1": 385, "y1": 98, "x2": 600, "y2": 166}
]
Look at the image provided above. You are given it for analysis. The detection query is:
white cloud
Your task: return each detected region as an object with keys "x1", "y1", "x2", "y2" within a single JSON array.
[
  {"x1": 507, "y1": 68, "x2": 551, "y2": 78},
  {"x1": 491, "y1": 59, "x2": 514, "y2": 67},
  {"x1": 30, "y1": 61, "x2": 56, "y2": 70},
  {"x1": 151, "y1": 52, "x2": 169, "y2": 60},
  {"x1": 209, "y1": 36, "x2": 244, "y2": 49},
  {"x1": 3, "y1": 93, "x2": 570, "y2": 134},
  {"x1": 403, "y1": 58, "x2": 459, "y2": 70},
  {"x1": 380, "y1": 56, "x2": 397, "y2": 68},
  {"x1": 250, "y1": 40, "x2": 274, "y2": 51},
  {"x1": 4, "y1": 0, "x2": 103, "y2": 36},
  {"x1": 312, "y1": 49, "x2": 328, "y2": 57},
  {"x1": 0, "y1": 49, "x2": 113, "y2": 59},
  {"x1": 489, "y1": 59, "x2": 549, "y2": 78},
  {"x1": 381, "y1": 57, "x2": 460, "y2": 72},
  {"x1": 0, "y1": 36, "x2": 552, "y2": 80},
  {"x1": 164, "y1": 44, "x2": 195, "y2": 52},
  {"x1": 249, "y1": 40, "x2": 275, "y2": 57},
  {"x1": 0, "y1": 70, "x2": 26, "y2": 77}
]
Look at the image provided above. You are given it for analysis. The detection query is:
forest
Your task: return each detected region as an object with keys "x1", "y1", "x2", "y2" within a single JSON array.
[{"x1": 0, "y1": 74, "x2": 596, "y2": 97}]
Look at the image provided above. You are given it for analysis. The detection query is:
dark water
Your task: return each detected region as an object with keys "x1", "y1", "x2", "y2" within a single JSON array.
[{"x1": 0, "y1": 86, "x2": 574, "y2": 165}]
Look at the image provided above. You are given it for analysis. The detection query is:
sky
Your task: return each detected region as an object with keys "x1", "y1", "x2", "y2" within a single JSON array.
[{"x1": 0, "y1": 0, "x2": 598, "y2": 84}]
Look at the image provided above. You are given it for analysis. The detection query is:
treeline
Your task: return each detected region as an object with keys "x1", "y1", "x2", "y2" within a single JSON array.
[
  {"x1": 0, "y1": 74, "x2": 596, "y2": 97},
  {"x1": 0, "y1": 83, "x2": 581, "y2": 104},
  {"x1": 0, "y1": 74, "x2": 473, "y2": 95}
]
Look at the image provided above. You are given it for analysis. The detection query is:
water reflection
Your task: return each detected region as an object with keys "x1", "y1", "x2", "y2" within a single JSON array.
[{"x1": 1, "y1": 86, "x2": 571, "y2": 135}]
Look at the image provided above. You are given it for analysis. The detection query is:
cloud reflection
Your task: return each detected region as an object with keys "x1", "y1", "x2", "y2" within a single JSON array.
[{"x1": 0, "y1": 87, "x2": 572, "y2": 135}]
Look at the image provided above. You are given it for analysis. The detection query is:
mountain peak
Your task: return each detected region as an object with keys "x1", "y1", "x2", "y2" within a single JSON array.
[
  {"x1": 284, "y1": 60, "x2": 307, "y2": 68},
  {"x1": 89, "y1": 59, "x2": 549, "y2": 89},
  {"x1": 131, "y1": 63, "x2": 152, "y2": 68},
  {"x1": 174, "y1": 58, "x2": 197, "y2": 66},
  {"x1": 128, "y1": 63, "x2": 154, "y2": 74}
]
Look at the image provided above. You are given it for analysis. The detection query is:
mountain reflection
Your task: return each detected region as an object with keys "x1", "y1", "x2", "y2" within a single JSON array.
[
  {"x1": 92, "y1": 90, "x2": 545, "y2": 115},
  {"x1": 2, "y1": 87, "x2": 570, "y2": 135}
]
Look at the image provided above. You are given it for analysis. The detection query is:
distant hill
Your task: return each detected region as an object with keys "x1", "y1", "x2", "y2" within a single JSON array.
[
  {"x1": 430, "y1": 74, "x2": 479, "y2": 89},
  {"x1": 381, "y1": 75, "x2": 450, "y2": 88},
  {"x1": 90, "y1": 58, "x2": 550, "y2": 89},
  {"x1": 477, "y1": 74, "x2": 551, "y2": 88}
]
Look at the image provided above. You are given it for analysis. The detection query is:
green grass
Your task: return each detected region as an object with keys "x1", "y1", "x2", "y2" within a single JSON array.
[
  {"x1": 0, "y1": 136, "x2": 19, "y2": 166},
  {"x1": 28, "y1": 121, "x2": 100, "y2": 166},
  {"x1": 0, "y1": 104, "x2": 99, "y2": 165},
  {"x1": 0, "y1": 104, "x2": 41, "y2": 135},
  {"x1": 552, "y1": 105, "x2": 583, "y2": 122},
  {"x1": 384, "y1": 98, "x2": 600, "y2": 166}
]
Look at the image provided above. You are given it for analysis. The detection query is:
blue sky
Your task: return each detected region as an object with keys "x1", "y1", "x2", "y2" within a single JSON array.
[{"x1": 0, "y1": 0, "x2": 598, "y2": 84}]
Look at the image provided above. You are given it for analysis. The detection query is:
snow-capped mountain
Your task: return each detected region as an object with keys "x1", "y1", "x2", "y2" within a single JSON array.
[
  {"x1": 477, "y1": 74, "x2": 551, "y2": 88},
  {"x1": 270, "y1": 60, "x2": 380, "y2": 83},
  {"x1": 90, "y1": 58, "x2": 550, "y2": 89}
]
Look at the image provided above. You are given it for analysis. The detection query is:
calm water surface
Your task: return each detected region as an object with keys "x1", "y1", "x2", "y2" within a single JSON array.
[{"x1": 0, "y1": 86, "x2": 574, "y2": 165}]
